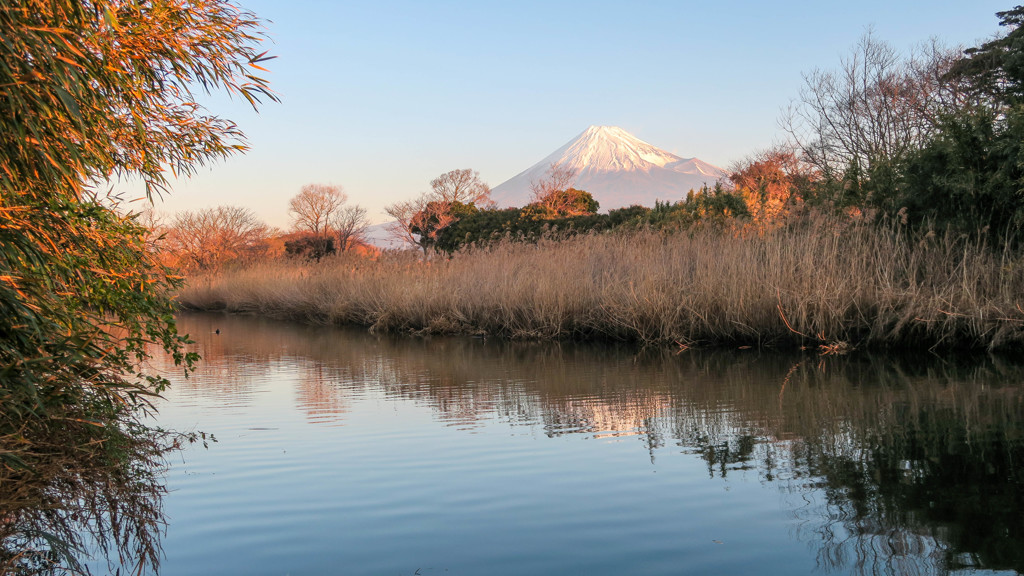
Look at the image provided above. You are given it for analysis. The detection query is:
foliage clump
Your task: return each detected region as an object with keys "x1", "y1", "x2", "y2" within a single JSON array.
[{"x1": 285, "y1": 232, "x2": 337, "y2": 261}]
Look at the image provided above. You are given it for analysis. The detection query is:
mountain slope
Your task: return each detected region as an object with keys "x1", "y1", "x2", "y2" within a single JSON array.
[{"x1": 490, "y1": 126, "x2": 725, "y2": 210}]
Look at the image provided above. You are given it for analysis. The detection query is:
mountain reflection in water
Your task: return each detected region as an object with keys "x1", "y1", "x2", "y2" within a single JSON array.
[{"x1": 150, "y1": 312, "x2": 1024, "y2": 576}]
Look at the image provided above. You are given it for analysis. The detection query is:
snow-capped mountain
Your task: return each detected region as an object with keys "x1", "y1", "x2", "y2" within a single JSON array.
[
  {"x1": 490, "y1": 126, "x2": 726, "y2": 210},
  {"x1": 362, "y1": 221, "x2": 405, "y2": 250}
]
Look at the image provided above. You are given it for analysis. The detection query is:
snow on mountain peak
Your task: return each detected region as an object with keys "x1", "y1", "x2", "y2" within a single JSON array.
[
  {"x1": 490, "y1": 126, "x2": 726, "y2": 210},
  {"x1": 559, "y1": 125, "x2": 682, "y2": 174}
]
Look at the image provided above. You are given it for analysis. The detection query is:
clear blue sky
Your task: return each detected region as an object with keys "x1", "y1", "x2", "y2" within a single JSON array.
[{"x1": 140, "y1": 0, "x2": 1013, "y2": 228}]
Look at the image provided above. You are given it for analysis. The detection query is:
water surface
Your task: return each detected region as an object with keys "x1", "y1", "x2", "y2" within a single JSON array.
[{"x1": 144, "y1": 312, "x2": 1024, "y2": 575}]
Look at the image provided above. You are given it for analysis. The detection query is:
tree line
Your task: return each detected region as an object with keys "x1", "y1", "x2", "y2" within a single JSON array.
[
  {"x1": 377, "y1": 8, "x2": 1024, "y2": 255},
  {"x1": 158, "y1": 6, "x2": 1024, "y2": 270},
  {"x1": 154, "y1": 182, "x2": 372, "y2": 271},
  {"x1": 6, "y1": 1, "x2": 1020, "y2": 571}
]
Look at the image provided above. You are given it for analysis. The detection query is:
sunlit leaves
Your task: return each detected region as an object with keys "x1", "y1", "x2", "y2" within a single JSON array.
[
  {"x1": 1, "y1": 2, "x2": 273, "y2": 568},
  {"x1": 1, "y1": 0, "x2": 278, "y2": 201}
]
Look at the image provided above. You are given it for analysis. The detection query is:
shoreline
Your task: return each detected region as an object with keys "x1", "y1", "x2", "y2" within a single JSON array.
[{"x1": 175, "y1": 226, "x2": 1024, "y2": 353}]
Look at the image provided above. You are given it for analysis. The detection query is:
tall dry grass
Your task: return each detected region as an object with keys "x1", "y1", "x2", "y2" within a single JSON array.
[{"x1": 176, "y1": 220, "x2": 1024, "y2": 350}]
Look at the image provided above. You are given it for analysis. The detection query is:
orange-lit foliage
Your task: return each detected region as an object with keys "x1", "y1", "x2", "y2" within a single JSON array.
[
  {"x1": 162, "y1": 205, "x2": 272, "y2": 270},
  {"x1": 524, "y1": 164, "x2": 597, "y2": 219},
  {"x1": 729, "y1": 148, "x2": 815, "y2": 233},
  {"x1": 523, "y1": 188, "x2": 600, "y2": 219},
  {"x1": 1, "y1": 1, "x2": 276, "y2": 203},
  {"x1": 386, "y1": 169, "x2": 491, "y2": 252},
  {"x1": 1, "y1": 1, "x2": 275, "y2": 571}
]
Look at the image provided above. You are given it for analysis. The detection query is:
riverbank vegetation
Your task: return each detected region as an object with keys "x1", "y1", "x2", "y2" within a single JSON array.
[
  {"x1": 177, "y1": 219, "x2": 1024, "y2": 351},
  {"x1": 173, "y1": 7, "x2": 1024, "y2": 352}
]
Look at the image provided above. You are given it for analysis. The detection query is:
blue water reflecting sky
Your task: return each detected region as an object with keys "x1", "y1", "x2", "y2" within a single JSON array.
[{"x1": 138, "y1": 313, "x2": 1024, "y2": 576}]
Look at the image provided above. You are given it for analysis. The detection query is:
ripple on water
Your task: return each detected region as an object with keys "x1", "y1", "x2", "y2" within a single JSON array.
[{"x1": 145, "y1": 313, "x2": 1024, "y2": 576}]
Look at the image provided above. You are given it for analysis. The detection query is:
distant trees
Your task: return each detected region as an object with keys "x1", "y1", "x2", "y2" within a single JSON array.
[
  {"x1": 163, "y1": 206, "x2": 272, "y2": 270},
  {"x1": 434, "y1": 207, "x2": 610, "y2": 254},
  {"x1": 287, "y1": 183, "x2": 368, "y2": 258},
  {"x1": 284, "y1": 233, "x2": 335, "y2": 260},
  {"x1": 386, "y1": 169, "x2": 492, "y2": 253},
  {"x1": 334, "y1": 204, "x2": 370, "y2": 252},
  {"x1": 676, "y1": 183, "x2": 750, "y2": 228},
  {"x1": 289, "y1": 183, "x2": 346, "y2": 237},
  {"x1": 426, "y1": 174, "x2": 760, "y2": 253},
  {"x1": 523, "y1": 164, "x2": 598, "y2": 219},
  {"x1": 529, "y1": 163, "x2": 578, "y2": 204},
  {"x1": 522, "y1": 188, "x2": 599, "y2": 219},
  {"x1": 385, "y1": 196, "x2": 431, "y2": 249},
  {"x1": 157, "y1": 186, "x2": 372, "y2": 267},
  {"x1": 408, "y1": 200, "x2": 479, "y2": 252},
  {"x1": 429, "y1": 168, "x2": 493, "y2": 206}
]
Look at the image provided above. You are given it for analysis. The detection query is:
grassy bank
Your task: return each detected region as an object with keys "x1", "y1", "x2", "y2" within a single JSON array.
[{"x1": 176, "y1": 222, "x2": 1024, "y2": 351}]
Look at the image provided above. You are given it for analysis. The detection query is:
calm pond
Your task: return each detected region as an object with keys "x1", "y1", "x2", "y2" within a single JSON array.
[{"x1": 142, "y1": 312, "x2": 1023, "y2": 575}]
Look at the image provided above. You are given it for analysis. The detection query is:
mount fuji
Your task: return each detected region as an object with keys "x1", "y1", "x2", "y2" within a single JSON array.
[{"x1": 490, "y1": 126, "x2": 726, "y2": 210}]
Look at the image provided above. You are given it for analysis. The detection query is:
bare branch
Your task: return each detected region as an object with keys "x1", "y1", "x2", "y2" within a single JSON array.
[
  {"x1": 781, "y1": 31, "x2": 969, "y2": 190},
  {"x1": 289, "y1": 183, "x2": 347, "y2": 236},
  {"x1": 332, "y1": 204, "x2": 369, "y2": 252},
  {"x1": 385, "y1": 194, "x2": 429, "y2": 250},
  {"x1": 386, "y1": 169, "x2": 492, "y2": 252},
  {"x1": 529, "y1": 163, "x2": 578, "y2": 204},
  {"x1": 430, "y1": 169, "x2": 492, "y2": 206},
  {"x1": 163, "y1": 206, "x2": 271, "y2": 270}
]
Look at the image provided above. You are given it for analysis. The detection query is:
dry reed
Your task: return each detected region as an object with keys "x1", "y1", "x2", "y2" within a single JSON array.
[{"x1": 176, "y1": 220, "x2": 1024, "y2": 351}]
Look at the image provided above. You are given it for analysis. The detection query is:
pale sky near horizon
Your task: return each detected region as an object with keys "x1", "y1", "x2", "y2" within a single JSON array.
[{"x1": 132, "y1": 1, "x2": 1013, "y2": 229}]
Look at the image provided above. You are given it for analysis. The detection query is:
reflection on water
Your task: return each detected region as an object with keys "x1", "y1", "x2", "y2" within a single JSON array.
[
  {"x1": 148, "y1": 312, "x2": 1024, "y2": 576},
  {"x1": 1, "y1": 425, "x2": 168, "y2": 576}
]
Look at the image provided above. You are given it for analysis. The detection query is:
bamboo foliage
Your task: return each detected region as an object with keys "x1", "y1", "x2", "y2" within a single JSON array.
[
  {"x1": 1, "y1": 1, "x2": 274, "y2": 572},
  {"x1": 0, "y1": 1, "x2": 275, "y2": 200}
]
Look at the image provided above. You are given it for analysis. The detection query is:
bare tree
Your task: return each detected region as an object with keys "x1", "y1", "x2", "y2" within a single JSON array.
[
  {"x1": 385, "y1": 194, "x2": 429, "y2": 249},
  {"x1": 525, "y1": 163, "x2": 595, "y2": 217},
  {"x1": 332, "y1": 204, "x2": 369, "y2": 252},
  {"x1": 529, "y1": 163, "x2": 578, "y2": 203},
  {"x1": 385, "y1": 193, "x2": 459, "y2": 253},
  {"x1": 906, "y1": 37, "x2": 982, "y2": 126},
  {"x1": 163, "y1": 206, "x2": 271, "y2": 270},
  {"x1": 289, "y1": 183, "x2": 346, "y2": 236},
  {"x1": 429, "y1": 168, "x2": 493, "y2": 206},
  {"x1": 782, "y1": 31, "x2": 969, "y2": 189}
]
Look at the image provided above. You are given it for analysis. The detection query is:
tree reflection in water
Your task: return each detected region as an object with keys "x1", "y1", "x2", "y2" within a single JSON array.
[
  {"x1": 164, "y1": 313, "x2": 1024, "y2": 576},
  {"x1": 0, "y1": 421, "x2": 173, "y2": 575}
]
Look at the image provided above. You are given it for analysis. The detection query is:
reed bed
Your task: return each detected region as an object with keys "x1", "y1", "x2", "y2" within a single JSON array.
[{"x1": 176, "y1": 221, "x2": 1024, "y2": 351}]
